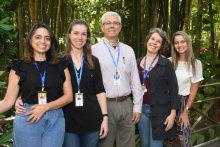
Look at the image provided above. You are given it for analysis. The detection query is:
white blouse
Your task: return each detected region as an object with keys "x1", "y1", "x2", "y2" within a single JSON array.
[{"x1": 175, "y1": 60, "x2": 204, "y2": 96}]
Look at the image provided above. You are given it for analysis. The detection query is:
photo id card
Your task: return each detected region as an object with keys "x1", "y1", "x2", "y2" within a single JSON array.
[
  {"x1": 113, "y1": 74, "x2": 121, "y2": 85},
  {"x1": 141, "y1": 85, "x2": 147, "y2": 96},
  {"x1": 38, "y1": 91, "x2": 47, "y2": 104},
  {"x1": 75, "y1": 93, "x2": 83, "y2": 107}
]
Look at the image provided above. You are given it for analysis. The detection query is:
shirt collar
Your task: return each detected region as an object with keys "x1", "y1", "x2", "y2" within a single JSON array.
[{"x1": 103, "y1": 37, "x2": 119, "y2": 48}]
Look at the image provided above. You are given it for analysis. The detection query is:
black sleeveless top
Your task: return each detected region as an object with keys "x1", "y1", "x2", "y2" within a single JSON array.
[{"x1": 7, "y1": 59, "x2": 66, "y2": 104}]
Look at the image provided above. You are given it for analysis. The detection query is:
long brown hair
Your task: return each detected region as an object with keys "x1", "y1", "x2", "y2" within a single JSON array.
[
  {"x1": 64, "y1": 19, "x2": 94, "y2": 69},
  {"x1": 171, "y1": 31, "x2": 196, "y2": 75}
]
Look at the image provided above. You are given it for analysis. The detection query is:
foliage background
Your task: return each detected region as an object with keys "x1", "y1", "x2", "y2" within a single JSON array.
[{"x1": 0, "y1": 0, "x2": 220, "y2": 146}]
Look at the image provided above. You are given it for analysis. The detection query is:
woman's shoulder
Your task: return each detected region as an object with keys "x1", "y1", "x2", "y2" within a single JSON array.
[
  {"x1": 158, "y1": 55, "x2": 172, "y2": 65},
  {"x1": 7, "y1": 59, "x2": 29, "y2": 79},
  {"x1": 194, "y1": 58, "x2": 203, "y2": 69},
  {"x1": 57, "y1": 55, "x2": 71, "y2": 71},
  {"x1": 7, "y1": 59, "x2": 29, "y2": 70}
]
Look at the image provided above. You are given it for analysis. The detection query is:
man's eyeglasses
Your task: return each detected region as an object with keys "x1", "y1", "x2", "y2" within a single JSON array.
[{"x1": 102, "y1": 21, "x2": 121, "y2": 26}]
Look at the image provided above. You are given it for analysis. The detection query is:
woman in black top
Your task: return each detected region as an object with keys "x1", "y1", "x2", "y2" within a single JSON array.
[
  {"x1": 15, "y1": 20, "x2": 108, "y2": 147},
  {"x1": 62, "y1": 19, "x2": 108, "y2": 147},
  {"x1": 137, "y1": 28, "x2": 179, "y2": 147},
  {"x1": 0, "y1": 22, "x2": 73, "y2": 147}
]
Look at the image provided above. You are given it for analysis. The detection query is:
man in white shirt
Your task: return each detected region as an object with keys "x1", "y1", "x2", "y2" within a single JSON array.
[{"x1": 92, "y1": 11, "x2": 142, "y2": 147}]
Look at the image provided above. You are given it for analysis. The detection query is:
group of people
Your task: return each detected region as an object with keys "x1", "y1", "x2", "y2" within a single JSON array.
[{"x1": 0, "y1": 11, "x2": 203, "y2": 147}]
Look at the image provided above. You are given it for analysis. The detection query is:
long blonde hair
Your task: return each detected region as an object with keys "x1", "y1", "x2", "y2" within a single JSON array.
[{"x1": 171, "y1": 31, "x2": 196, "y2": 75}]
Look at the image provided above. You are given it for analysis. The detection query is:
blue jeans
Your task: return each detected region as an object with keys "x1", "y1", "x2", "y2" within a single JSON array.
[
  {"x1": 13, "y1": 103, "x2": 65, "y2": 147},
  {"x1": 137, "y1": 104, "x2": 163, "y2": 147},
  {"x1": 63, "y1": 131, "x2": 100, "y2": 147}
]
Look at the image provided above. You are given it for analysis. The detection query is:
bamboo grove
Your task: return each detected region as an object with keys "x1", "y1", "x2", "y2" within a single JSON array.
[{"x1": 0, "y1": 0, "x2": 219, "y2": 59}]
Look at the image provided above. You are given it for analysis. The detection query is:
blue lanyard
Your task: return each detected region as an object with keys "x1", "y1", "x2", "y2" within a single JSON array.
[
  {"x1": 103, "y1": 39, "x2": 120, "y2": 73},
  {"x1": 143, "y1": 54, "x2": 158, "y2": 82},
  {"x1": 34, "y1": 61, "x2": 47, "y2": 91},
  {"x1": 71, "y1": 55, "x2": 84, "y2": 93}
]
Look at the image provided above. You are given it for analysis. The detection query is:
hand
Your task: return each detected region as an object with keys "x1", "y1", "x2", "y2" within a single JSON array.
[
  {"x1": 15, "y1": 98, "x2": 25, "y2": 114},
  {"x1": 99, "y1": 117, "x2": 108, "y2": 139},
  {"x1": 164, "y1": 113, "x2": 176, "y2": 132},
  {"x1": 179, "y1": 110, "x2": 190, "y2": 129},
  {"x1": 24, "y1": 104, "x2": 49, "y2": 124},
  {"x1": 132, "y1": 112, "x2": 141, "y2": 124}
]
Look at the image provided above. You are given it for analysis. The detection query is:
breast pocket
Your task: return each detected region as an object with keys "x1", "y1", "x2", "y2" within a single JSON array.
[
  {"x1": 83, "y1": 70, "x2": 95, "y2": 87},
  {"x1": 120, "y1": 57, "x2": 131, "y2": 74}
]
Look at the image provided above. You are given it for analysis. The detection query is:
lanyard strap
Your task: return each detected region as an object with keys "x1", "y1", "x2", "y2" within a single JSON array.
[
  {"x1": 103, "y1": 39, "x2": 120, "y2": 73},
  {"x1": 71, "y1": 54, "x2": 84, "y2": 93},
  {"x1": 34, "y1": 61, "x2": 47, "y2": 91},
  {"x1": 143, "y1": 54, "x2": 158, "y2": 81}
]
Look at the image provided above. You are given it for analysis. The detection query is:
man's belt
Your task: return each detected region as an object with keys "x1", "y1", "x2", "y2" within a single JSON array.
[{"x1": 106, "y1": 96, "x2": 128, "y2": 102}]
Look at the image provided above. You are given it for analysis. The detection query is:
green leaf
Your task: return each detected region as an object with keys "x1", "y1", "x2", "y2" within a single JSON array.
[
  {"x1": 0, "y1": 71, "x2": 4, "y2": 76},
  {"x1": 192, "y1": 103, "x2": 200, "y2": 109},
  {"x1": 203, "y1": 26, "x2": 212, "y2": 32},
  {"x1": 197, "y1": 9, "x2": 207, "y2": 15},
  {"x1": 197, "y1": 134, "x2": 205, "y2": 144},
  {"x1": 209, "y1": 59, "x2": 220, "y2": 65},
  {"x1": 203, "y1": 86, "x2": 215, "y2": 94},
  {"x1": 196, "y1": 93, "x2": 204, "y2": 100},
  {"x1": 0, "y1": 24, "x2": 13, "y2": 31},
  {"x1": 0, "y1": 17, "x2": 10, "y2": 24},
  {"x1": 191, "y1": 133, "x2": 198, "y2": 145},
  {"x1": 206, "y1": 17, "x2": 218, "y2": 23},
  {"x1": 208, "y1": 129, "x2": 215, "y2": 140},
  {"x1": 0, "y1": 128, "x2": 12, "y2": 144},
  {"x1": 0, "y1": 82, "x2": 6, "y2": 86}
]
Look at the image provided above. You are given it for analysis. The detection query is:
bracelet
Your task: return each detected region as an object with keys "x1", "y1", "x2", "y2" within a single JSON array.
[{"x1": 102, "y1": 114, "x2": 108, "y2": 117}]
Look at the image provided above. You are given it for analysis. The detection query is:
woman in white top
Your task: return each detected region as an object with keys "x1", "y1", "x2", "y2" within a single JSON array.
[{"x1": 167, "y1": 31, "x2": 204, "y2": 147}]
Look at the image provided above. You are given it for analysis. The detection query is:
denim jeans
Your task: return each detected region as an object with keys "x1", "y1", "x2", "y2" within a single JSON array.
[
  {"x1": 63, "y1": 131, "x2": 100, "y2": 147},
  {"x1": 13, "y1": 103, "x2": 65, "y2": 147},
  {"x1": 137, "y1": 104, "x2": 163, "y2": 147}
]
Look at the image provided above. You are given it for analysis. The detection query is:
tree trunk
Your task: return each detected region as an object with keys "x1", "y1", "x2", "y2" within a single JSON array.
[
  {"x1": 152, "y1": 0, "x2": 159, "y2": 27},
  {"x1": 55, "y1": 0, "x2": 62, "y2": 40},
  {"x1": 170, "y1": 0, "x2": 179, "y2": 37},
  {"x1": 209, "y1": 3, "x2": 215, "y2": 59},
  {"x1": 28, "y1": 0, "x2": 38, "y2": 25},
  {"x1": 194, "y1": 0, "x2": 203, "y2": 57},
  {"x1": 184, "y1": 0, "x2": 190, "y2": 32},
  {"x1": 16, "y1": 1, "x2": 24, "y2": 59}
]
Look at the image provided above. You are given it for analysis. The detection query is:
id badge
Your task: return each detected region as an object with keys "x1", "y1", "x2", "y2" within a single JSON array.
[
  {"x1": 141, "y1": 85, "x2": 147, "y2": 96},
  {"x1": 38, "y1": 91, "x2": 47, "y2": 104},
  {"x1": 75, "y1": 93, "x2": 83, "y2": 107},
  {"x1": 113, "y1": 74, "x2": 121, "y2": 85}
]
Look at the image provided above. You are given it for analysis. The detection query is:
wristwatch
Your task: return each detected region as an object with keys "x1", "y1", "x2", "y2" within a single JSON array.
[
  {"x1": 186, "y1": 107, "x2": 191, "y2": 110},
  {"x1": 102, "y1": 114, "x2": 108, "y2": 117}
]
